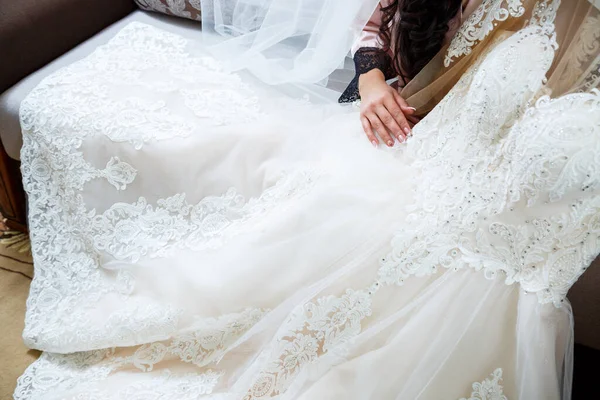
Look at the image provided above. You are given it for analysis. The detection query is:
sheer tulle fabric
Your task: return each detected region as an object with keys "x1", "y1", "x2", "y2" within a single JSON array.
[
  {"x1": 14, "y1": 1, "x2": 600, "y2": 399},
  {"x1": 199, "y1": 0, "x2": 379, "y2": 86},
  {"x1": 402, "y1": 0, "x2": 600, "y2": 114}
]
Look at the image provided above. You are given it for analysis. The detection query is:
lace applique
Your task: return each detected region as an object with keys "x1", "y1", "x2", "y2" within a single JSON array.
[
  {"x1": 238, "y1": 25, "x2": 600, "y2": 400},
  {"x1": 385, "y1": 22, "x2": 600, "y2": 305},
  {"x1": 131, "y1": 308, "x2": 267, "y2": 371},
  {"x1": 339, "y1": 47, "x2": 396, "y2": 103},
  {"x1": 528, "y1": 0, "x2": 560, "y2": 28},
  {"x1": 15, "y1": 349, "x2": 222, "y2": 400},
  {"x1": 579, "y1": 55, "x2": 600, "y2": 93},
  {"x1": 20, "y1": 23, "x2": 311, "y2": 353},
  {"x1": 91, "y1": 171, "x2": 314, "y2": 263},
  {"x1": 244, "y1": 289, "x2": 373, "y2": 399},
  {"x1": 552, "y1": 13, "x2": 600, "y2": 95},
  {"x1": 20, "y1": 24, "x2": 263, "y2": 150},
  {"x1": 445, "y1": 0, "x2": 526, "y2": 66},
  {"x1": 23, "y1": 158, "x2": 311, "y2": 352},
  {"x1": 25, "y1": 296, "x2": 182, "y2": 353},
  {"x1": 16, "y1": 309, "x2": 266, "y2": 399},
  {"x1": 459, "y1": 369, "x2": 508, "y2": 400},
  {"x1": 13, "y1": 350, "x2": 125, "y2": 400}
]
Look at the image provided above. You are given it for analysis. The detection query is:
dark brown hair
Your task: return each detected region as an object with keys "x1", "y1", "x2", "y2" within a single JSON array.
[{"x1": 380, "y1": 0, "x2": 463, "y2": 83}]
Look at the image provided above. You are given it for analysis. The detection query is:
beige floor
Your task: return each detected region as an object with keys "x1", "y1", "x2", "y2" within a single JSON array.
[{"x1": 0, "y1": 237, "x2": 39, "y2": 400}]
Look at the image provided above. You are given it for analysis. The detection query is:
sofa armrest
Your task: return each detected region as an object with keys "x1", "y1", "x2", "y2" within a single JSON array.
[{"x1": 0, "y1": 0, "x2": 136, "y2": 94}]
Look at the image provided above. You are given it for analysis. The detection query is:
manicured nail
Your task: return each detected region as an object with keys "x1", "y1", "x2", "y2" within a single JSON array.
[
  {"x1": 407, "y1": 107, "x2": 417, "y2": 111},
  {"x1": 397, "y1": 135, "x2": 405, "y2": 143},
  {"x1": 404, "y1": 127, "x2": 412, "y2": 136},
  {"x1": 371, "y1": 140, "x2": 378, "y2": 148},
  {"x1": 387, "y1": 140, "x2": 394, "y2": 147}
]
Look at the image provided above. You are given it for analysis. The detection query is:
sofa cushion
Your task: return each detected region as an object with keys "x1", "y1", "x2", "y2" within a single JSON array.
[
  {"x1": 134, "y1": 0, "x2": 202, "y2": 21},
  {"x1": 0, "y1": 0, "x2": 136, "y2": 95}
]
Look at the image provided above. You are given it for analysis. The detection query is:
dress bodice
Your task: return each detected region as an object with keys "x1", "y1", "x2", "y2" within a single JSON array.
[{"x1": 380, "y1": 23, "x2": 600, "y2": 305}]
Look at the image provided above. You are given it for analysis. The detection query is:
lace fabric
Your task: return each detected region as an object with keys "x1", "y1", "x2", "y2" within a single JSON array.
[
  {"x1": 19, "y1": 22, "x2": 318, "y2": 353},
  {"x1": 338, "y1": 47, "x2": 396, "y2": 103},
  {"x1": 385, "y1": 21, "x2": 600, "y2": 306},
  {"x1": 460, "y1": 369, "x2": 508, "y2": 400},
  {"x1": 15, "y1": 0, "x2": 600, "y2": 399}
]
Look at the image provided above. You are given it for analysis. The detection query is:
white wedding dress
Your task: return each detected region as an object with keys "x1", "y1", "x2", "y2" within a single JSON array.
[{"x1": 13, "y1": 1, "x2": 600, "y2": 399}]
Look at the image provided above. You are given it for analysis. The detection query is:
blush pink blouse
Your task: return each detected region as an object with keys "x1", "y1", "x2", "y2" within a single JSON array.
[
  {"x1": 339, "y1": 1, "x2": 470, "y2": 103},
  {"x1": 351, "y1": 0, "x2": 393, "y2": 56}
]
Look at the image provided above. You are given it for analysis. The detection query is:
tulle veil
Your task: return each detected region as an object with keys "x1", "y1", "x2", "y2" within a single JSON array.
[{"x1": 199, "y1": 0, "x2": 600, "y2": 108}]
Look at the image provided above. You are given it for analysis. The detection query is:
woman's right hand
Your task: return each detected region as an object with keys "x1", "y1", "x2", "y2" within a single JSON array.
[{"x1": 358, "y1": 69, "x2": 417, "y2": 147}]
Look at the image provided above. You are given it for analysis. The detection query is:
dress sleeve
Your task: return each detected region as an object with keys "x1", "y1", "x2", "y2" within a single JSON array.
[
  {"x1": 351, "y1": 2, "x2": 386, "y2": 56},
  {"x1": 339, "y1": 1, "x2": 396, "y2": 103}
]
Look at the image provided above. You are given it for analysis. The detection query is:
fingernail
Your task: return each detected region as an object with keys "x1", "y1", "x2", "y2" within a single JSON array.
[
  {"x1": 408, "y1": 107, "x2": 417, "y2": 111},
  {"x1": 371, "y1": 140, "x2": 378, "y2": 148},
  {"x1": 397, "y1": 135, "x2": 404, "y2": 143},
  {"x1": 404, "y1": 127, "x2": 412, "y2": 136},
  {"x1": 387, "y1": 140, "x2": 394, "y2": 147}
]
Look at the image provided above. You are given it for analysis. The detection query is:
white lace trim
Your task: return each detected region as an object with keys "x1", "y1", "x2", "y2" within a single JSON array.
[
  {"x1": 459, "y1": 369, "x2": 508, "y2": 400},
  {"x1": 14, "y1": 308, "x2": 266, "y2": 399},
  {"x1": 16, "y1": 11, "x2": 600, "y2": 399},
  {"x1": 20, "y1": 22, "x2": 313, "y2": 353},
  {"x1": 392, "y1": 17, "x2": 600, "y2": 306}
]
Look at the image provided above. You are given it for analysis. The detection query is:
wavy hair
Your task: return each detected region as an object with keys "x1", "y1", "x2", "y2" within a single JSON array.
[{"x1": 380, "y1": 0, "x2": 463, "y2": 83}]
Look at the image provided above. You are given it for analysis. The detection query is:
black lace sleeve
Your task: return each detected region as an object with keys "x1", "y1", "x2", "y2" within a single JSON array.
[{"x1": 338, "y1": 47, "x2": 396, "y2": 103}]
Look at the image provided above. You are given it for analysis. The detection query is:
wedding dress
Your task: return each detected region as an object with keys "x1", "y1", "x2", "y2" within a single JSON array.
[{"x1": 14, "y1": 0, "x2": 600, "y2": 399}]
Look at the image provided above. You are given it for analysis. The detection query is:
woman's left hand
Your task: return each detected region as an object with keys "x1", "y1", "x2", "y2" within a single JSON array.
[{"x1": 358, "y1": 69, "x2": 418, "y2": 147}]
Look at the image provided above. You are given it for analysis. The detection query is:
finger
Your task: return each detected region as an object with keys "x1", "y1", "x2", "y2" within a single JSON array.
[
  {"x1": 375, "y1": 104, "x2": 404, "y2": 143},
  {"x1": 382, "y1": 98, "x2": 408, "y2": 142},
  {"x1": 392, "y1": 91, "x2": 417, "y2": 115},
  {"x1": 380, "y1": 101, "x2": 411, "y2": 139},
  {"x1": 367, "y1": 113, "x2": 395, "y2": 147},
  {"x1": 361, "y1": 116, "x2": 379, "y2": 148}
]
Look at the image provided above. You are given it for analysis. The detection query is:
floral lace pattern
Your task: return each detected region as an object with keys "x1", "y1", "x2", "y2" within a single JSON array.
[
  {"x1": 459, "y1": 369, "x2": 508, "y2": 400},
  {"x1": 245, "y1": 289, "x2": 373, "y2": 398},
  {"x1": 131, "y1": 308, "x2": 267, "y2": 371},
  {"x1": 15, "y1": 5, "x2": 600, "y2": 398},
  {"x1": 15, "y1": 350, "x2": 223, "y2": 400},
  {"x1": 20, "y1": 22, "x2": 311, "y2": 353},
  {"x1": 552, "y1": 13, "x2": 600, "y2": 95},
  {"x1": 445, "y1": 0, "x2": 526, "y2": 66},
  {"x1": 580, "y1": 55, "x2": 600, "y2": 93},
  {"x1": 238, "y1": 24, "x2": 600, "y2": 399},
  {"x1": 390, "y1": 21, "x2": 600, "y2": 305},
  {"x1": 339, "y1": 47, "x2": 396, "y2": 103},
  {"x1": 15, "y1": 308, "x2": 266, "y2": 399},
  {"x1": 91, "y1": 171, "x2": 314, "y2": 263}
]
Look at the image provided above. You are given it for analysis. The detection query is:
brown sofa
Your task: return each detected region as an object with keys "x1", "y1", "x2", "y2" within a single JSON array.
[{"x1": 0, "y1": 0, "x2": 598, "y2": 353}]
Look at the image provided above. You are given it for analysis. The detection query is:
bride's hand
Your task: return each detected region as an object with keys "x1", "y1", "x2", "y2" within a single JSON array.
[{"x1": 358, "y1": 69, "x2": 417, "y2": 147}]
